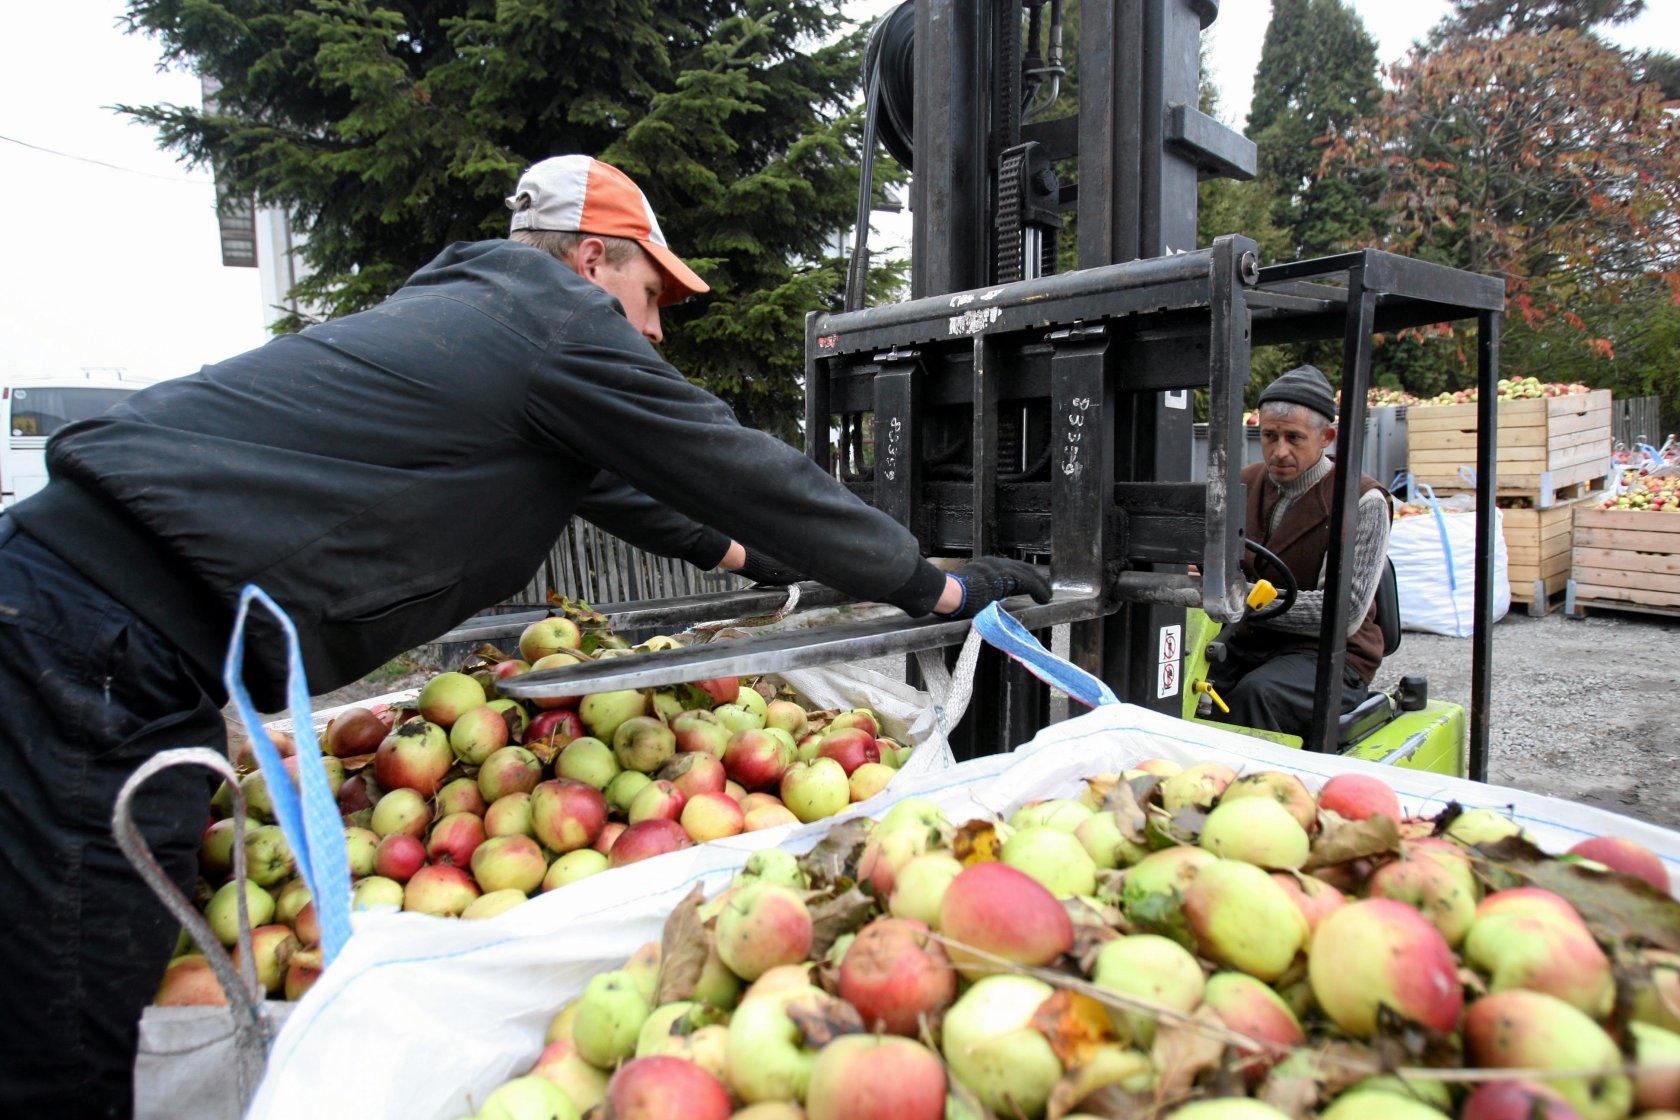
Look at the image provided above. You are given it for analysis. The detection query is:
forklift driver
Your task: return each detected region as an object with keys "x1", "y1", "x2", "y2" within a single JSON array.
[
  {"x1": 0, "y1": 155, "x2": 1050, "y2": 1118},
  {"x1": 1204, "y1": 364, "x2": 1394, "y2": 740}
]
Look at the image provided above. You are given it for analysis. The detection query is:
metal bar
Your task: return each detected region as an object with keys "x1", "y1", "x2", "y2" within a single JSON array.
[
  {"x1": 1469, "y1": 310, "x2": 1501, "y2": 782},
  {"x1": 805, "y1": 311, "x2": 832, "y2": 475},
  {"x1": 911, "y1": 0, "x2": 987, "y2": 297},
  {"x1": 875, "y1": 361, "x2": 921, "y2": 531},
  {"x1": 497, "y1": 593, "x2": 1108, "y2": 701},
  {"x1": 1308, "y1": 273, "x2": 1377, "y2": 754},
  {"x1": 822, "y1": 249, "x2": 1220, "y2": 340},
  {"x1": 971, "y1": 336, "x2": 1000, "y2": 556},
  {"x1": 1050, "y1": 331, "x2": 1110, "y2": 592},
  {"x1": 1202, "y1": 236, "x2": 1252, "y2": 620}
]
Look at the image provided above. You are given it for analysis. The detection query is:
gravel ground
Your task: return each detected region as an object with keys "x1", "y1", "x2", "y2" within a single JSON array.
[
  {"x1": 1381, "y1": 605, "x2": 1680, "y2": 831},
  {"x1": 289, "y1": 602, "x2": 1680, "y2": 832}
]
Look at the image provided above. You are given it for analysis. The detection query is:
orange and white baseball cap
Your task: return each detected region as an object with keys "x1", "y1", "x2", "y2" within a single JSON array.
[{"x1": 506, "y1": 155, "x2": 709, "y2": 306}]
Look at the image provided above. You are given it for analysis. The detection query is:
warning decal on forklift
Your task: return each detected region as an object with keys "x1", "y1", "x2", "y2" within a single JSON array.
[{"x1": 1157, "y1": 624, "x2": 1182, "y2": 699}]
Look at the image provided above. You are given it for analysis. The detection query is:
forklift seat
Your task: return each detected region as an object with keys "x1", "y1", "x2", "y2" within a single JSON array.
[
  {"x1": 1375, "y1": 555, "x2": 1401, "y2": 657},
  {"x1": 1339, "y1": 556, "x2": 1403, "y2": 746}
]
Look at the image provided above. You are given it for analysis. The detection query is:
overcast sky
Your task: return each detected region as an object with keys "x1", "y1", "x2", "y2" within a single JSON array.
[{"x1": 2, "y1": 1, "x2": 1674, "y2": 384}]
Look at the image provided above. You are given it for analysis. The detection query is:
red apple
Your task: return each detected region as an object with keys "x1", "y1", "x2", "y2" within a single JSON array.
[
  {"x1": 816, "y1": 728, "x2": 881, "y2": 776},
  {"x1": 326, "y1": 706, "x2": 387, "y2": 758},
  {"x1": 402, "y1": 864, "x2": 480, "y2": 917},
  {"x1": 806, "y1": 1035, "x2": 945, "y2": 1120},
  {"x1": 606, "y1": 1055, "x2": 732, "y2": 1120},
  {"x1": 692, "y1": 677, "x2": 741, "y2": 708},
  {"x1": 527, "y1": 708, "x2": 585, "y2": 750},
  {"x1": 374, "y1": 833, "x2": 427, "y2": 882},
  {"x1": 723, "y1": 728, "x2": 795, "y2": 792},
  {"x1": 608, "y1": 819, "x2": 692, "y2": 868},
  {"x1": 838, "y1": 917, "x2": 957, "y2": 1036},
  {"x1": 938, "y1": 861, "x2": 1074, "y2": 980},
  {"x1": 425, "y1": 811, "x2": 486, "y2": 868},
  {"x1": 680, "y1": 792, "x2": 746, "y2": 843},
  {"x1": 1568, "y1": 835, "x2": 1671, "y2": 894},
  {"x1": 373, "y1": 718, "x2": 453, "y2": 798},
  {"x1": 1318, "y1": 772, "x2": 1403, "y2": 825},
  {"x1": 530, "y1": 778, "x2": 609, "y2": 854}
]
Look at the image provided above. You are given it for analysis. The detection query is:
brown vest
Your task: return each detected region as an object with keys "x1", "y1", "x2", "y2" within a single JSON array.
[{"x1": 1236, "y1": 459, "x2": 1389, "y2": 683}]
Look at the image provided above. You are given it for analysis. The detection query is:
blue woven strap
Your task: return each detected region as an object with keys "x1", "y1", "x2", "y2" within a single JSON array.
[
  {"x1": 223, "y1": 586, "x2": 354, "y2": 964},
  {"x1": 970, "y1": 602, "x2": 1119, "y2": 709}
]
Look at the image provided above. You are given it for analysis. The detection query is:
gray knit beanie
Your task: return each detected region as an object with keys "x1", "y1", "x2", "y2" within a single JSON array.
[{"x1": 1257, "y1": 364, "x2": 1337, "y2": 422}]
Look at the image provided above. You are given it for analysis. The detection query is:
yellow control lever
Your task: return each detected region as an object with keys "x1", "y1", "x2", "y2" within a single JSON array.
[
  {"x1": 1247, "y1": 579, "x2": 1278, "y2": 611},
  {"x1": 1193, "y1": 680, "x2": 1230, "y2": 714}
]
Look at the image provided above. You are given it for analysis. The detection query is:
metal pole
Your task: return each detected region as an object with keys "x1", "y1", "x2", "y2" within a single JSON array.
[
  {"x1": 1469, "y1": 311, "x2": 1501, "y2": 782},
  {"x1": 1309, "y1": 265, "x2": 1376, "y2": 753}
]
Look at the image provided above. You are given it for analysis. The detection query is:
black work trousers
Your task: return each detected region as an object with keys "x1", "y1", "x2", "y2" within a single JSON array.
[
  {"x1": 0, "y1": 517, "x2": 225, "y2": 1119},
  {"x1": 1205, "y1": 641, "x2": 1369, "y2": 742}
]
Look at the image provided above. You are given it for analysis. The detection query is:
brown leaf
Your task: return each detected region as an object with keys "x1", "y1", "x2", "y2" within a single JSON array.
[
  {"x1": 338, "y1": 752, "x2": 376, "y2": 772},
  {"x1": 800, "y1": 818, "x2": 873, "y2": 890},
  {"x1": 655, "y1": 885, "x2": 709, "y2": 1005},
  {"x1": 1257, "y1": 1063, "x2": 1321, "y2": 1118},
  {"x1": 953, "y1": 819, "x2": 1004, "y2": 865},
  {"x1": 1045, "y1": 1047, "x2": 1156, "y2": 1120},
  {"x1": 1467, "y1": 836, "x2": 1680, "y2": 951},
  {"x1": 1102, "y1": 779, "x2": 1153, "y2": 845},
  {"x1": 1304, "y1": 811, "x2": 1401, "y2": 870},
  {"x1": 1066, "y1": 899, "x2": 1123, "y2": 974},
  {"x1": 808, "y1": 887, "x2": 876, "y2": 961},
  {"x1": 470, "y1": 642, "x2": 515, "y2": 665},
  {"x1": 1370, "y1": 1004, "x2": 1462, "y2": 1070},
  {"x1": 786, "y1": 995, "x2": 864, "y2": 1048},
  {"x1": 525, "y1": 734, "x2": 563, "y2": 767},
  {"x1": 1032, "y1": 990, "x2": 1117, "y2": 1068},
  {"x1": 1151, "y1": 1006, "x2": 1228, "y2": 1101}
]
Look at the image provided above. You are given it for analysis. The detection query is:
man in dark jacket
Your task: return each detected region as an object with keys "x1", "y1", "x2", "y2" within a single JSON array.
[
  {"x1": 1204, "y1": 364, "x2": 1392, "y2": 739},
  {"x1": 0, "y1": 155, "x2": 1049, "y2": 1116}
]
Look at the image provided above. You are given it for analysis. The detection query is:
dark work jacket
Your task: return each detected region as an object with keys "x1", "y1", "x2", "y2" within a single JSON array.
[
  {"x1": 13, "y1": 240, "x2": 944, "y2": 710},
  {"x1": 1232, "y1": 459, "x2": 1388, "y2": 683}
]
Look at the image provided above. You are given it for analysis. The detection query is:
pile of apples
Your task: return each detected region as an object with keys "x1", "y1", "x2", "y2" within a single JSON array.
[
  {"x1": 1601, "y1": 472, "x2": 1680, "y2": 513},
  {"x1": 464, "y1": 760, "x2": 1679, "y2": 1120},
  {"x1": 154, "y1": 615, "x2": 915, "y2": 1008},
  {"x1": 1422, "y1": 378, "x2": 1594, "y2": 406}
]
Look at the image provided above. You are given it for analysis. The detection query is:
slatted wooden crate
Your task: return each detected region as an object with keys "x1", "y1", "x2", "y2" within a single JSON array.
[
  {"x1": 1408, "y1": 389, "x2": 1612, "y2": 505},
  {"x1": 1500, "y1": 500, "x2": 1578, "y2": 616},
  {"x1": 1566, "y1": 506, "x2": 1680, "y2": 617}
]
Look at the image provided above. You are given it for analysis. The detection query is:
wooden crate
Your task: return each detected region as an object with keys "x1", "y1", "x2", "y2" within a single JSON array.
[
  {"x1": 1566, "y1": 506, "x2": 1680, "y2": 615},
  {"x1": 1501, "y1": 501, "x2": 1578, "y2": 615},
  {"x1": 1408, "y1": 389, "x2": 1612, "y2": 503}
]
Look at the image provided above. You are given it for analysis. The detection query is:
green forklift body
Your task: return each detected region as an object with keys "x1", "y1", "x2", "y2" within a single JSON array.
[{"x1": 1180, "y1": 608, "x2": 1467, "y2": 778}]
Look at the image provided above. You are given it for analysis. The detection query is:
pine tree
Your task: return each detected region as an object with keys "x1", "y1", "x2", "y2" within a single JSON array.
[
  {"x1": 1246, "y1": 0, "x2": 1381, "y2": 261},
  {"x1": 1435, "y1": 0, "x2": 1645, "y2": 38},
  {"x1": 118, "y1": 0, "x2": 888, "y2": 439}
]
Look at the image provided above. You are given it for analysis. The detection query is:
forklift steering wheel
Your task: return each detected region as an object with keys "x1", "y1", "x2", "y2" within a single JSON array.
[{"x1": 1242, "y1": 538, "x2": 1298, "y2": 622}]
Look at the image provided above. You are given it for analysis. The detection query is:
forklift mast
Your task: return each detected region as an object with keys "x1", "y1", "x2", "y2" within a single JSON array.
[{"x1": 507, "y1": 0, "x2": 1502, "y2": 778}]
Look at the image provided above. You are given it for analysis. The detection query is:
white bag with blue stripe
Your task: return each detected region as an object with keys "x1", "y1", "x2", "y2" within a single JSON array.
[{"x1": 247, "y1": 603, "x2": 1678, "y2": 1119}]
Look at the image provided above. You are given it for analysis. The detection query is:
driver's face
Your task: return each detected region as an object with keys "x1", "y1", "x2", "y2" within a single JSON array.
[{"x1": 1260, "y1": 408, "x2": 1335, "y2": 484}]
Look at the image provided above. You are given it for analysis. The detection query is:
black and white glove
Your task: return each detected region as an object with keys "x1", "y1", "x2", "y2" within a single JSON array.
[
  {"x1": 937, "y1": 557, "x2": 1052, "y2": 620},
  {"x1": 735, "y1": 549, "x2": 803, "y2": 586}
]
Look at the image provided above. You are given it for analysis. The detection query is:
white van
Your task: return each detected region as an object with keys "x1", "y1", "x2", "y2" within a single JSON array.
[{"x1": 2, "y1": 371, "x2": 149, "y2": 508}]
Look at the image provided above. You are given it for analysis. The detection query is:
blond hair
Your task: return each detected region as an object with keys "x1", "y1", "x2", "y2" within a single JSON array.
[{"x1": 509, "y1": 229, "x2": 641, "y2": 267}]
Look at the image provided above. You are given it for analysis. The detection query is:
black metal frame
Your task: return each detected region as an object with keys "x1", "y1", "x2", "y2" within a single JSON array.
[{"x1": 500, "y1": 0, "x2": 1504, "y2": 782}]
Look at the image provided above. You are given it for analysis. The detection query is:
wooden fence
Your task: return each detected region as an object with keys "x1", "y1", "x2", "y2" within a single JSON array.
[
  {"x1": 496, "y1": 518, "x2": 747, "y2": 611},
  {"x1": 1612, "y1": 395, "x2": 1666, "y2": 454}
]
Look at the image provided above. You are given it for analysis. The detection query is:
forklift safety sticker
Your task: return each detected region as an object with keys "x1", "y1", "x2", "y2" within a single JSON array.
[
  {"x1": 816, "y1": 334, "x2": 837, "y2": 350},
  {"x1": 948, "y1": 306, "x2": 1002, "y2": 335},
  {"x1": 1157, "y1": 623, "x2": 1182, "y2": 699}
]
